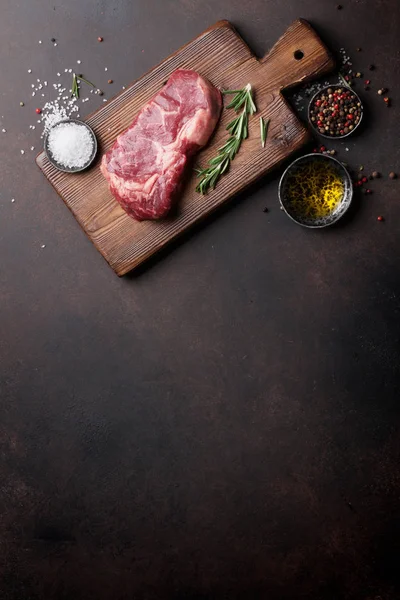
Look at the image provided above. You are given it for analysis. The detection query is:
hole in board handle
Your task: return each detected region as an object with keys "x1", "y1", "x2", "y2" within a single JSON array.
[{"x1": 294, "y1": 50, "x2": 304, "y2": 60}]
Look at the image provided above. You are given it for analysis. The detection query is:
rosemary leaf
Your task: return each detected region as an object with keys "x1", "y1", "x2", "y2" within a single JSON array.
[{"x1": 77, "y1": 75, "x2": 96, "y2": 88}]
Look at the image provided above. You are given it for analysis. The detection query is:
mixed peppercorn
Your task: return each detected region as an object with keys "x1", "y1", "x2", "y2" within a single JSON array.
[{"x1": 309, "y1": 87, "x2": 362, "y2": 137}]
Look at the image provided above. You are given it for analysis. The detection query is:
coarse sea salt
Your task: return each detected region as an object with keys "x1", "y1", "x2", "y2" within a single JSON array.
[{"x1": 47, "y1": 122, "x2": 94, "y2": 168}]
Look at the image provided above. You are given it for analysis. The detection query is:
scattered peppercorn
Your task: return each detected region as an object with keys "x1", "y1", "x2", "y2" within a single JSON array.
[
  {"x1": 364, "y1": 80, "x2": 371, "y2": 85},
  {"x1": 365, "y1": 189, "x2": 372, "y2": 194},
  {"x1": 364, "y1": 86, "x2": 370, "y2": 91},
  {"x1": 369, "y1": 64, "x2": 375, "y2": 71},
  {"x1": 35, "y1": 108, "x2": 41, "y2": 114},
  {"x1": 377, "y1": 216, "x2": 384, "y2": 221},
  {"x1": 372, "y1": 171, "x2": 380, "y2": 179},
  {"x1": 359, "y1": 166, "x2": 364, "y2": 171},
  {"x1": 98, "y1": 90, "x2": 104, "y2": 96},
  {"x1": 389, "y1": 172, "x2": 397, "y2": 179},
  {"x1": 337, "y1": 4, "x2": 343, "y2": 9},
  {"x1": 98, "y1": 36, "x2": 103, "y2": 42},
  {"x1": 263, "y1": 207, "x2": 269, "y2": 213},
  {"x1": 107, "y1": 79, "x2": 113, "y2": 84},
  {"x1": 51, "y1": 37, "x2": 56, "y2": 43},
  {"x1": 356, "y1": 47, "x2": 362, "y2": 52},
  {"x1": 19, "y1": 101, "x2": 24, "y2": 107}
]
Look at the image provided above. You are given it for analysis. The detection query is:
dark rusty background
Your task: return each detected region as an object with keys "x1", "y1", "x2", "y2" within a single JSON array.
[{"x1": 1, "y1": 0, "x2": 400, "y2": 598}]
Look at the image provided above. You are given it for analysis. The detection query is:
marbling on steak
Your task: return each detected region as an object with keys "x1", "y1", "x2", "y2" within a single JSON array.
[{"x1": 101, "y1": 69, "x2": 222, "y2": 220}]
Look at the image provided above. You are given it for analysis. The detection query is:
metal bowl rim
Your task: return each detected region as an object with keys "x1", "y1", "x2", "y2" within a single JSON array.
[
  {"x1": 43, "y1": 118, "x2": 98, "y2": 173},
  {"x1": 278, "y1": 152, "x2": 354, "y2": 229}
]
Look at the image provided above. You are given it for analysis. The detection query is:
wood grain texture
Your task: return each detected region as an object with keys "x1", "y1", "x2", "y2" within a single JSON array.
[{"x1": 36, "y1": 19, "x2": 334, "y2": 275}]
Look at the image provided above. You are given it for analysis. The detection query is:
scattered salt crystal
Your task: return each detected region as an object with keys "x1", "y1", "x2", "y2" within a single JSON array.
[
  {"x1": 47, "y1": 122, "x2": 94, "y2": 168},
  {"x1": 20, "y1": 150, "x2": 25, "y2": 154},
  {"x1": 32, "y1": 92, "x2": 36, "y2": 96},
  {"x1": 41, "y1": 244, "x2": 46, "y2": 248},
  {"x1": 37, "y1": 78, "x2": 40, "y2": 82},
  {"x1": 77, "y1": 60, "x2": 81, "y2": 64},
  {"x1": 2, "y1": 128, "x2": 6, "y2": 133},
  {"x1": 44, "y1": 81, "x2": 47, "y2": 86},
  {"x1": 42, "y1": 93, "x2": 45, "y2": 97},
  {"x1": 31, "y1": 84, "x2": 35, "y2": 88},
  {"x1": 31, "y1": 146, "x2": 35, "y2": 151},
  {"x1": 39, "y1": 40, "x2": 42, "y2": 44},
  {"x1": 11, "y1": 198, "x2": 15, "y2": 203},
  {"x1": 104, "y1": 67, "x2": 108, "y2": 71},
  {"x1": 68, "y1": 69, "x2": 72, "y2": 73},
  {"x1": 54, "y1": 43, "x2": 57, "y2": 47},
  {"x1": 28, "y1": 69, "x2": 32, "y2": 73},
  {"x1": 57, "y1": 72, "x2": 61, "y2": 76}
]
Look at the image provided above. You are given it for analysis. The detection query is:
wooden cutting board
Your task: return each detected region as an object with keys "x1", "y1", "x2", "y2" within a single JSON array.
[{"x1": 36, "y1": 19, "x2": 334, "y2": 276}]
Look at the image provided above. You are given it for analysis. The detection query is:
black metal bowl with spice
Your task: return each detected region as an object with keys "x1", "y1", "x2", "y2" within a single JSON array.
[
  {"x1": 308, "y1": 84, "x2": 363, "y2": 139},
  {"x1": 44, "y1": 118, "x2": 98, "y2": 173},
  {"x1": 278, "y1": 153, "x2": 353, "y2": 228}
]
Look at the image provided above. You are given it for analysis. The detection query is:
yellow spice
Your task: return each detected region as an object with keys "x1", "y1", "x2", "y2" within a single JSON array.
[{"x1": 285, "y1": 162, "x2": 344, "y2": 220}]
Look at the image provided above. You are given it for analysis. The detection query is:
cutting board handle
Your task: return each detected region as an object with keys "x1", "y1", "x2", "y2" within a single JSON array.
[{"x1": 260, "y1": 19, "x2": 334, "y2": 91}]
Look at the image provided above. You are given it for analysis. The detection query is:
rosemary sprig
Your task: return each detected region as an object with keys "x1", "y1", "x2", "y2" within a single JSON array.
[
  {"x1": 195, "y1": 84, "x2": 256, "y2": 195},
  {"x1": 71, "y1": 73, "x2": 97, "y2": 99},
  {"x1": 260, "y1": 116, "x2": 270, "y2": 148}
]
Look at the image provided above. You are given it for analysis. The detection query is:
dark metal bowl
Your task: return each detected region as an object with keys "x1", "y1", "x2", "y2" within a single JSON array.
[
  {"x1": 278, "y1": 153, "x2": 353, "y2": 228},
  {"x1": 308, "y1": 84, "x2": 364, "y2": 140},
  {"x1": 44, "y1": 118, "x2": 97, "y2": 173}
]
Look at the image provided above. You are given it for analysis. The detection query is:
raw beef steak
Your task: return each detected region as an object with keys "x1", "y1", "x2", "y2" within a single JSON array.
[{"x1": 101, "y1": 69, "x2": 222, "y2": 220}]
